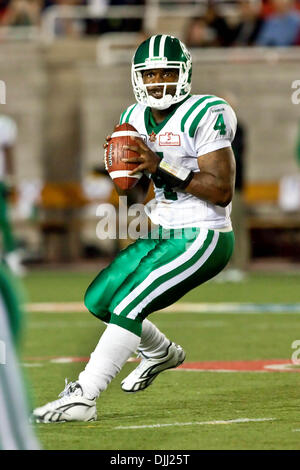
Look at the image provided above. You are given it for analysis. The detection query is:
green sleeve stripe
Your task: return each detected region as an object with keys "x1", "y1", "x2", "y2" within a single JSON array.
[
  {"x1": 189, "y1": 100, "x2": 228, "y2": 137},
  {"x1": 124, "y1": 104, "x2": 137, "y2": 123},
  {"x1": 154, "y1": 35, "x2": 162, "y2": 56},
  {"x1": 180, "y1": 95, "x2": 214, "y2": 132},
  {"x1": 119, "y1": 109, "x2": 127, "y2": 124},
  {"x1": 119, "y1": 104, "x2": 136, "y2": 124}
]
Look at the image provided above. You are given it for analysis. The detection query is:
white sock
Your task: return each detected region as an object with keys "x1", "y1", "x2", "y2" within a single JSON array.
[
  {"x1": 138, "y1": 319, "x2": 170, "y2": 358},
  {"x1": 78, "y1": 323, "x2": 140, "y2": 398},
  {"x1": 104, "y1": 319, "x2": 169, "y2": 357}
]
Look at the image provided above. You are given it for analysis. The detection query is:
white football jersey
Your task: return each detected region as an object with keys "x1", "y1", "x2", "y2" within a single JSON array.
[
  {"x1": 119, "y1": 95, "x2": 237, "y2": 230},
  {"x1": 0, "y1": 115, "x2": 17, "y2": 180}
]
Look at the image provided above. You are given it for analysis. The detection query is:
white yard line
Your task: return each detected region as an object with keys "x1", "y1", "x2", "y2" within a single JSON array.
[
  {"x1": 26, "y1": 302, "x2": 86, "y2": 312},
  {"x1": 114, "y1": 417, "x2": 275, "y2": 430},
  {"x1": 26, "y1": 301, "x2": 300, "y2": 314}
]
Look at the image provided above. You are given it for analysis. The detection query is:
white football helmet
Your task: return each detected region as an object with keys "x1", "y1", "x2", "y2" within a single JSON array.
[{"x1": 131, "y1": 35, "x2": 192, "y2": 110}]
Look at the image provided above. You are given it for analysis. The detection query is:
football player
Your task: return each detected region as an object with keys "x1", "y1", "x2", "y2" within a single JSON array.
[
  {"x1": 0, "y1": 114, "x2": 26, "y2": 276},
  {"x1": 0, "y1": 264, "x2": 40, "y2": 449},
  {"x1": 32, "y1": 35, "x2": 236, "y2": 423}
]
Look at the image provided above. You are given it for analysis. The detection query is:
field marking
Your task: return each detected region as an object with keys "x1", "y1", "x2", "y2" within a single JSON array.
[
  {"x1": 26, "y1": 302, "x2": 86, "y2": 312},
  {"x1": 22, "y1": 356, "x2": 300, "y2": 373},
  {"x1": 176, "y1": 359, "x2": 300, "y2": 373},
  {"x1": 162, "y1": 303, "x2": 300, "y2": 314},
  {"x1": 22, "y1": 363, "x2": 42, "y2": 368},
  {"x1": 26, "y1": 301, "x2": 300, "y2": 314},
  {"x1": 114, "y1": 417, "x2": 275, "y2": 430}
]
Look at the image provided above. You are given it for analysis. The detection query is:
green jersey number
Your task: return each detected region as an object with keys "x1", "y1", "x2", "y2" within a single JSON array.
[
  {"x1": 152, "y1": 152, "x2": 178, "y2": 201},
  {"x1": 213, "y1": 113, "x2": 227, "y2": 135}
]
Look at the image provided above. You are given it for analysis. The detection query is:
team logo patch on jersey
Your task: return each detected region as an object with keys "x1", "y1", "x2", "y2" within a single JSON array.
[
  {"x1": 149, "y1": 131, "x2": 157, "y2": 142},
  {"x1": 159, "y1": 132, "x2": 181, "y2": 146}
]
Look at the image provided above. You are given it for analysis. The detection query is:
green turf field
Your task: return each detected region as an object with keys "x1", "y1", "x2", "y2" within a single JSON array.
[{"x1": 21, "y1": 269, "x2": 300, "y2": 450}]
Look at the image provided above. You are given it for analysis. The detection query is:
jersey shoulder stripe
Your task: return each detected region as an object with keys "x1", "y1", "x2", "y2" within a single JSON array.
[
  {"x1": 119, "y1": 104, "x2": 138, "y2": 124},
  {"x1": 180, "y1": 95, "x2": 214, "y2": 132},
  {"x1": 188, "y1": 99, "x2": 228, "y2": 137}
]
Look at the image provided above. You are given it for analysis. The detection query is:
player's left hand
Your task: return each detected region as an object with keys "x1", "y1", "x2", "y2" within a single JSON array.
[{"x1": 122, "y1": 138, "x2": 160, "y2": 175}]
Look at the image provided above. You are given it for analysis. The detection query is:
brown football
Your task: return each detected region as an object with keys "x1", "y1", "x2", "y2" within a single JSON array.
[{"x1": 104, "y1": 123, "x2": 143, "y2": 190}]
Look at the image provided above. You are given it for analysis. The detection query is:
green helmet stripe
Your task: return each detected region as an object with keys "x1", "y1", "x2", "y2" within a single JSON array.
[
  {"x1": 153, "y1": 35, "x2": 162, "y2": 57},
  {"x1": 189, "y1": 100, "x2": 228, "y2": 137}
]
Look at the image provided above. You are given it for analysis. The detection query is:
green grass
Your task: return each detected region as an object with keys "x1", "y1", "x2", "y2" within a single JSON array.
[
  {"x1": 20, "y1": 269, "x2": 300, "y2": 450},
  {"x1": 22, "y1": 270, "x2": 300, "y2": 303},
  {"x1": 22, "y1": 271, "x2": 96, "y2": 303}
]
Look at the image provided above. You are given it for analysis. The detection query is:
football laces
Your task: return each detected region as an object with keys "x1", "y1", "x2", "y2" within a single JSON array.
[{"x1": 104, "y1": 147, "x2": 108, "y2": 170}]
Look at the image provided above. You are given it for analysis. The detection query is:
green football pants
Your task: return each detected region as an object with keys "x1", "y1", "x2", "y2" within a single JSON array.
[{"x1": 84, "y1": 227, "x2": 234, "y2": 336}]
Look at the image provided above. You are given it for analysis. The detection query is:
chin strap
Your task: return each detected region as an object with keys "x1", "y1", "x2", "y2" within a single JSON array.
[{"x1": 148, "y1": 94, "x2": 174, "y2": 110}]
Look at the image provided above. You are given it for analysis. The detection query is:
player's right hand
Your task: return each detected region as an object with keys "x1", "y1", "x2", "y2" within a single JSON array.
[{"x1": 103, "y1": 135, "x2": 111, "y2": 150}]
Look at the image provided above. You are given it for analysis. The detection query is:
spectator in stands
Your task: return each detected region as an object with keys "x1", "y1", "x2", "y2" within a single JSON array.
[
  {"x1": 0, "y1": 115, "x2": 26, "y2": 276},
  {"x1": 42, "y1": 0, "x2": 84, "y2": 36},
  {"x1": 232, "y1": 0, "x2": 264, "y2": 46},
  {"x1": 294, "y1": 23, "x2": 300, "y2": 42},
  {"x1": 84, "y1": 0, "x2": 144, "y2": 36},
  {"x1": 0, "y1": 0, "x2": 41, "y2": 26},
  {"x1": 185, "y1": 16, "x2": 216, "y2": 47},
  {"x1": 261, "y1": 0, "x2": 300, "y2": 16},
  {"x1": 0, "y1": 0, "x2": 10, "y2": 22},
  {"x1": 185, "y1": 2, "x2": 236, "y2": 47},
  {"x1": 255, "y1": 0, "x2": 300, "y2": 45},
  {"x1": 109, "y1": 0, "x2": 144, "y2": 34}
]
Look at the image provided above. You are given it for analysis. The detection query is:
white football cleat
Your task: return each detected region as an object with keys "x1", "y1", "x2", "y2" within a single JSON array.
[
  {"x1": 31, "y1": 380, "x2": 97, "y2": 423},
  {"x1": 121, "y1": 342, "x2": 185, "y2": 393}
]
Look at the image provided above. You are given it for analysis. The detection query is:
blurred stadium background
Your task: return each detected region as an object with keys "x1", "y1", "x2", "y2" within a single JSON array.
[{"x1": 1, "y1": 0, "x2": 300, "y2": 269}]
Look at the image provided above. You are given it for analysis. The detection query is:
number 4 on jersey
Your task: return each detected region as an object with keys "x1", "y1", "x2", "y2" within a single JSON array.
[{"x1": 213, "y1": 113, "x2": 227, "y2": 135}]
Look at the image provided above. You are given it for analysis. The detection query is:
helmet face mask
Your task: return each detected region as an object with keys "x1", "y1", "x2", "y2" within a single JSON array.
[{"x1": 132, "y1": 35, "x2": 192, "y2": 110}]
